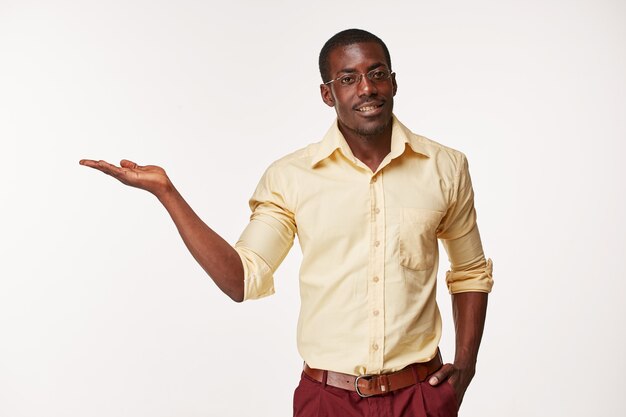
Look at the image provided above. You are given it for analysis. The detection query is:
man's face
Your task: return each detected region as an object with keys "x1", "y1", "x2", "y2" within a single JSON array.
[{"x1": 320, "y1": 42, "x2": 397, "y2": 138}]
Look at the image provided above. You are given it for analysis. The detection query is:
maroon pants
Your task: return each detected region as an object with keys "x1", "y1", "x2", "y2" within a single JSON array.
[{"x1": 293, "y1": 370, "x2": 458, "y2": 417}]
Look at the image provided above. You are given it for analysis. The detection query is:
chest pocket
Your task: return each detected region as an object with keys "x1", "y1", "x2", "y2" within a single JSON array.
[{"x1": 398, "y1": 208, "x2": 443, "y2": 271}]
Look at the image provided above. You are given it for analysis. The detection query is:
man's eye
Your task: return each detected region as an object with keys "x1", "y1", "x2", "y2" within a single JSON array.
[
  {"x1": 340, "y1": 75, "x2": 355, "y2": 85},
  {"x1": 371, "y1": 70, "x2": 386, "y2": 80}
]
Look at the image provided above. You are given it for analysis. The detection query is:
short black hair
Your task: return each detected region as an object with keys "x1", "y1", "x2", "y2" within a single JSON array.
[{"x1": 319, "y1": 29, "x2": 392, "y2": 83}]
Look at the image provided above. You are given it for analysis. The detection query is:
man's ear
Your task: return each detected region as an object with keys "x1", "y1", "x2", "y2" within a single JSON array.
[
  {"x1": 392, "y1": 73, "x2": 398, "y2": 96},
  {"x1": 320, "y1": 84, "x2": 335, "y2": 107}
]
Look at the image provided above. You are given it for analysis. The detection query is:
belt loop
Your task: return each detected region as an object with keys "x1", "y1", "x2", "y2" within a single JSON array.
[
  {"x1": 410, "y1": 363, "x2": 419, "y2": 382},
  {"x1": 321, "y1": 370, "x2": 328, "y2": 387}
]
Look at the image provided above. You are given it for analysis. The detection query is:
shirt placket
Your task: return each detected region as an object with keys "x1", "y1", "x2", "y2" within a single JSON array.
[{"x1": 367, "y1": 171, "x2": 386, "y2": 373}]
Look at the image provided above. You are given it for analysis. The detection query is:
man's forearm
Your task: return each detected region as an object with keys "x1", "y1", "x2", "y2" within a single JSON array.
[
  {"x1": 452, "y1": 292, "x2": 488, "y2": 375},
  {"x1": 157, "y1": 185, "x2": 244, "y2": 302}
]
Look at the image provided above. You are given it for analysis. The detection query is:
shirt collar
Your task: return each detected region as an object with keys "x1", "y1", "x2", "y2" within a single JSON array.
[{"x1": 310, "y1": 115, "x2": 430, "y2": 168}]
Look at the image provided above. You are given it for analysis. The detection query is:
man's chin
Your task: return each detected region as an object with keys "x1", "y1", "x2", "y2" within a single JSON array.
[
  {"x1": 337, "y1": 112, "x2": 393, "y2": 140},
  {"x1": 354, "y1": 118, "x2": 392, "y2": 138}
]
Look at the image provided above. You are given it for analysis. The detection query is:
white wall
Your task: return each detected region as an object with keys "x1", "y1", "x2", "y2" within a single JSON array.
[{"x1": 1, "y1": 0, "x2": 624, "y2": 416}]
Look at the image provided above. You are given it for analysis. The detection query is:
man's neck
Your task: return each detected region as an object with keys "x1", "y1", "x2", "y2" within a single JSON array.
[{"x1": 338, "y1": 122, "x2": 393, "y2": 173}]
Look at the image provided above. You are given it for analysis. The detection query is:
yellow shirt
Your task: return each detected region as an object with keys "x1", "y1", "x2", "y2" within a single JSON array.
[{"x1": 235, "y1": 116, "x2": 493, "y2": 375}]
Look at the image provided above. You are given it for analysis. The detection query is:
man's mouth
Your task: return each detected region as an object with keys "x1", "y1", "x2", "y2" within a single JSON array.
[{"x1": 355, "y1": 102, "x2": 384, "y2": 112}]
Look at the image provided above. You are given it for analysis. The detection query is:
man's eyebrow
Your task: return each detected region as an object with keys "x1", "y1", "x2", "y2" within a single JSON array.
[{"x1": 336, "y1": 62, "x2": 388, "y2": 74}]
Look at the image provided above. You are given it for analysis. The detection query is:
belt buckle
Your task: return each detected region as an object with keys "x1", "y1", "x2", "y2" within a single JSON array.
[{"x1": 354, "y1": 374, "x2": 375, "y2": 398}]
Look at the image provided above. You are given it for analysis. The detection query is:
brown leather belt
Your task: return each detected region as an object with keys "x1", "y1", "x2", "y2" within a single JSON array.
[{"x1": 303, "y1": 352, "x2": 443, "y2": 398}]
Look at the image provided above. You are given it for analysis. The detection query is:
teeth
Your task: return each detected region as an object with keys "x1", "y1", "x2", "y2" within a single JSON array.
[{"x1": 358, "y1": 105, "x2": 379, "y2": 112}]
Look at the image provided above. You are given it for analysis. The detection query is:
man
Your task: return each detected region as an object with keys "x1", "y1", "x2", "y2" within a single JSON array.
[{"x1": 80, "y1": 29, "x2": 493, "y2": 417}]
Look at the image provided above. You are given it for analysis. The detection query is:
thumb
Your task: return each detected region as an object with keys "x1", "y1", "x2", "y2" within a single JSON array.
[
  {"x1": 120, "y1": 159, "x2": 140, "y2": 169},
  {"x1": 428, "y1": 363, "x2": 455, "y2": 386}
]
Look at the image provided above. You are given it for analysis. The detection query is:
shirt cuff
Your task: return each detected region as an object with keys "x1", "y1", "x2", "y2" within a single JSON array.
[
  {"x1": 446, "y1": 258, "x2": 494, "y2": 294},
  {"x1": 234, "y1": 245, "x2": 275, "y2": 301}
]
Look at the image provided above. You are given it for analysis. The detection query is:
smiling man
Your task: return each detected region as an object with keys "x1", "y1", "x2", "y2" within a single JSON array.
[{"x1": 80, "y1": 29, "x2": 493, "y2": 417}]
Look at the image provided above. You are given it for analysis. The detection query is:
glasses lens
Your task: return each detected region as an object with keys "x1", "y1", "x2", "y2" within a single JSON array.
[
  {"x1": 368, "y1": 68, "x2": 390, "y2": 81},
  {"x1": 339, "y1": 74, "x2": 358, "y2": 86}
]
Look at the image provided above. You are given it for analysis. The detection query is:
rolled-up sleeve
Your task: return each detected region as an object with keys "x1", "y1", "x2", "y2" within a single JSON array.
[
  {"x1": 438, "y1": 154, "x2": 494, "y2": 294},
  {"x1": 234, "y1": 164, "x2": 297, "y2": 301}
]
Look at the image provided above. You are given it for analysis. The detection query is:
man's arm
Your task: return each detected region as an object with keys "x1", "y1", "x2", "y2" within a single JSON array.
[
  {"x1": 429, "y1": 152, "x2": 493, "y2": 406},
  {"x1": 428, "y1": 292, "x2": 488, "y2": 405},
  {"x1": 79, "y1": 159, "x2": 244, "y2": 302}
]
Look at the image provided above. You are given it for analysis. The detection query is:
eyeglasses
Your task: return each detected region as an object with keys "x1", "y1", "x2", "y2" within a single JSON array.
[{"x1": 324, "y1": 68, "x2": 395, "y2": 87}]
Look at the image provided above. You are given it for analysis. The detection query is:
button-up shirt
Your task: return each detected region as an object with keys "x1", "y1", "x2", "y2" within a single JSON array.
[{"x1": 234, "y1": 116, "x2": 493, "y2": 375}]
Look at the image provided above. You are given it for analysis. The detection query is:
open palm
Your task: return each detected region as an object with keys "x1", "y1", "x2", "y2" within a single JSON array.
[{"x1": 79, "y1": 159, "x2": 171, "y2": 196}]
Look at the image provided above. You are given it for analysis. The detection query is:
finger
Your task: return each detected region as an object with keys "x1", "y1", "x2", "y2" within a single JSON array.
[
  {"x1": 79, "y1": 159, "x2": 119, "y2": 174},
  {"x1": 79, "y1": 159, "x2": 102, "y2": 168},
  {"x1": 93, "y1": 160, "x2": 126, "y2": 178},
  {"x1": 428, "y1": 363, "x2": 455, "y2": 385},
  {"x1": 120, "y1": 159, "x2": 141, "y2": 169}
]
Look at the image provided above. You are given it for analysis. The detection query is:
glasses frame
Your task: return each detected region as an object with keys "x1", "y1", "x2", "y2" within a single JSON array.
[{"x1": 324, "y1": 67, "x2": 395, "y2": 87}]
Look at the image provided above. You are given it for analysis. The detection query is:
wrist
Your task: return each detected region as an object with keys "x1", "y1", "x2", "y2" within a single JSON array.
[
  {"x1": 155, "y1": 180, "x2": 177, "y2": 204},
  {"x1": 453, "y1": 355, "x2": 477, "y2": 374},
  {"x1": 453, "y1": 363, "x2": 476, "y2": 375}
]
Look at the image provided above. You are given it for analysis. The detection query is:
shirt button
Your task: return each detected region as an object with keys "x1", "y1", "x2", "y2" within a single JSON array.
[
  {"x1": 372, "y1": 343, "x2": 379, "y2": 351},
  {"x1": 373, "y1": 309, "x2": 379, "y2": 316},
  {"x1": 374, "y1": 208, "x2": 380, "y2": 214},
  {"x1": 374, "y1": 240, "x2": 380, "y2": 247},
  {"x1": 371, "y1": 177, "x2": 377, "y2": 183},
  {"x1": 373, "y1": 276, "x2": 379, "y2": 283}
]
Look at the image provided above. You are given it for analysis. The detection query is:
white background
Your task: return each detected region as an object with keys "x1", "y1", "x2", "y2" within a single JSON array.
[{"x1": 1, "y1": 0, "x2": 624, "y2": 416}]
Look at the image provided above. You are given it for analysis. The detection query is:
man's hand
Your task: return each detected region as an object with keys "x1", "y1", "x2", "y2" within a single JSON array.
[
  {"x1": 428, "y1": 362, "x2": 474, "y2": 406},
  {"x1": 79, "y1": 159, "x2": 172, "y2": 198}
]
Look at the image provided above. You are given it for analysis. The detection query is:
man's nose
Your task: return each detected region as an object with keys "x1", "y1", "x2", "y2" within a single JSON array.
[{"x1": 357, "y1": 74, "x2": 377, "y2": 96}]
